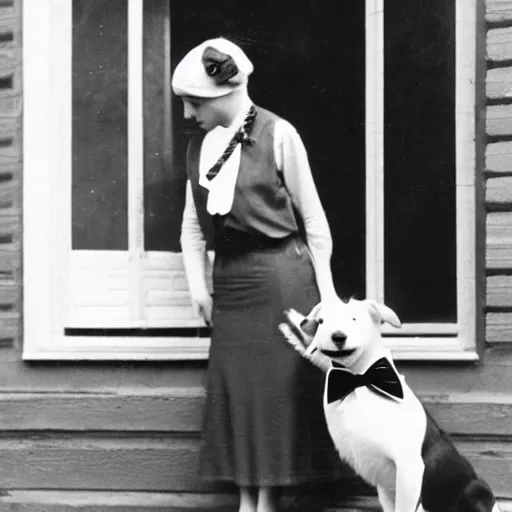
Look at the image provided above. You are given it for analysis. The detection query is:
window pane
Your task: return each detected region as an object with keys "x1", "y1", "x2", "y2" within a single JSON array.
[
  {"x1": 383, "y1": 0, "x2": 457, "y2": 322},
  {"x1": 143, "y1": 0, "x2": 185, "y2": 252},
  {"x1": 170, "y1": 0, "x2": 366, "y2": 296},
  {"x1": 72, "y1": 0, "x2": 128, "y2": 250}
]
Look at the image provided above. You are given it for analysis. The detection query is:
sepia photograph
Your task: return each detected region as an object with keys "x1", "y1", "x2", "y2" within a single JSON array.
[{"x1": 0, "y1": 0, "x2": 509, "y2": 510}]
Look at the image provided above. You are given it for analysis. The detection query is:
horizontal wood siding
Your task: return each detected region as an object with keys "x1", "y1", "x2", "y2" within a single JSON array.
[
  {"x1": 487, "y1": 177, "x2": 512, "y2": 203},
  {"x1": 486, "y1": 0, "x2": 512, "y2": 347},
  {"x1": 0, "y1": 0, "x2": 20, "y2": 357},
  {"x1": 488, "y1": 275, "x2": 512, "y2": 306},
  {"x1": 487, "y1": 0, "x2": 512, "y2": 22},
  {"x1": 0, "y1": 434, "x2": 507, "y2": 497},
  {"x1": 487, "y1": 313, "x2": 512, "y2": 341},
  {"x1": 0, "y1": 435, "x2": 507, "y2": 496},
  {"x1": 0, "y1": 496, "x2": 510, "y2": 512},
  {"x1": 0, "y1": 493, "x2": 510, "y2": 512},
  {"x1": 0, "y1": 390, "x2": 511, "y2": 437},
  {"x1": 487, "y1": 67, "x2": 512, "y2": 99},
  {"x1": 487, "y1": 104, "x2": 512, "y2": 136},
  {"x1": 0, "y1": 390, "x2": 207, "y2": 432},
  {"x1": 487, "y1": 26, "x2": 512, "y2": 61},
  {"x1": 487, "y1": 213, "x2": 512, "y2": 268},
  {"x1": 0, "y1": 491, "x2": 240, "y2": 512},
  {"x1": 486, "y1": 141, "x2": 512, "y2": 173},
  {"x1": 0, "y1": 389, "x2": 509, "y2": 497}
]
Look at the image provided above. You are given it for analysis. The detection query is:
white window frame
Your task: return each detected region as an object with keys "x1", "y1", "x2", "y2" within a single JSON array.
[
  {"x1": 366, "y1": 0, "x2": 478, "y2": 360},
  {"x1": 23, "y1": 0, "x2": 209, "y2": 360},
  {"x1": 23, "y1": 0, "x2": 478, "y2": 360}
]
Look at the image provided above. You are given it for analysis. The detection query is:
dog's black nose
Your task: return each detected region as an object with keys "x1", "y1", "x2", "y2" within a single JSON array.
[{"x1": 331, "y1": 331, "x2": 347, "y2": 348}]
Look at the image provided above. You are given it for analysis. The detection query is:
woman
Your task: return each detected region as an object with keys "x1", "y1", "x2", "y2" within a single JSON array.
[{"x1": 172, "y1": 37, "x2": 343, "y2": 512}]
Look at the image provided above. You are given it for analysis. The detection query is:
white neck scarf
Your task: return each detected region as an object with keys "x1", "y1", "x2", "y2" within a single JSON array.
[{"x1": 198, "y1": 100, "x2": 253, "y2": 215}]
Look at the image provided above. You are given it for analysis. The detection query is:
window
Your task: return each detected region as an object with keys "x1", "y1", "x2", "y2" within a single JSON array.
[
  {"x1": 23, "y1": 0, "x2": 478, "y2": 360},
  {"x1": 365, "y1": 0, "x2": 478, "y2": 359},
  {"x1": 23, "y1": 0, "x2": 210, "y2": 360}
]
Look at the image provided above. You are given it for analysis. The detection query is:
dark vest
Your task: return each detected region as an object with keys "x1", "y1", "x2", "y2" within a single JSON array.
[{"x1": 186, "y1": 106, "x2": 300, "y2": 250}]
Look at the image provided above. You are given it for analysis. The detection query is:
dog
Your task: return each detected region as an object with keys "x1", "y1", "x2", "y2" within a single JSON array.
[{"x1": 278, "y1": 298, "x2": 500, "y2": 512}]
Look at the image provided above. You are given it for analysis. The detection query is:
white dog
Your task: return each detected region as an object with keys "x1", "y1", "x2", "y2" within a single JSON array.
[{"x1": 279, "y1": 298, "x2": 500, "y2": 512}]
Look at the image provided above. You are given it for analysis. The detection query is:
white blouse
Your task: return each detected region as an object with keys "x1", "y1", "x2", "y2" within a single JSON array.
[{"x1": 180, "y1": 114, "x2": 337, "y2": 302}]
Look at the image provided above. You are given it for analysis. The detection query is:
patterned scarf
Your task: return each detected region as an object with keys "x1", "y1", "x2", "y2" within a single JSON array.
[{"x1": 205, "y1": 105, "x2": 257, "y2": 181}]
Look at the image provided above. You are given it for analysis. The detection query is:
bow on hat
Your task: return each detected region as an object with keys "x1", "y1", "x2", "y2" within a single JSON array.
[
  {"x1": 326, "y1": 357, "x2": 404, "y2": 404},
  {"x1": 202, "y1": 46, "x2": 240, "y2": 85}
]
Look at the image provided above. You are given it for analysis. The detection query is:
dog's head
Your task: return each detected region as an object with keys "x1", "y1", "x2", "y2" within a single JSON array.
[{"x1": 302, "y1": 298, "x2": 401, "y2": 369}]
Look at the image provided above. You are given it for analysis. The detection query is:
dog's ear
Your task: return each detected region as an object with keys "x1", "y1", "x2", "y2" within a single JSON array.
[
  {"x1": 300, "y1": 303, "x2": 323, "y2": 337},
  {"x1": 365, "y1": 300, "x2": 401, "y2": 328}
]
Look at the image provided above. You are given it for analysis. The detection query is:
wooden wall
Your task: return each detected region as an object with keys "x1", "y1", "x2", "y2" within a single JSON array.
[
  {"x1": 486, "y1": 0, "x2": 512, "y2": 345},
  {"x1": 0, "y1": 0, "x2": 510, "y2": 510},
  {"x1": 0, "y1": 0, "x2": 20, "y2": 354},
  {"x1": 486, "y1": 6, "x2": 512, "y2": 494}
]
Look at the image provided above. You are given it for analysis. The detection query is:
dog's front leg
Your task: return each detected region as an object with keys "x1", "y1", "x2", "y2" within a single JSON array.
[
  {"x1": 394, "y1": 459, "x2": 424, "y2": 512},
  {"x1": 377, "y1": 486, "x2": 395, "y2": 512},
  {"x1": 278, "y1": 309, "x2": 332, "y2": 373},
  {"x1": 278, "y1": 321, "x2": 332, "y2": 373}
]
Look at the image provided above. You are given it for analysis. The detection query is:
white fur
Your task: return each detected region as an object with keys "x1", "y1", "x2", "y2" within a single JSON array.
[
  {"x1": 283, "y1": 298, "x2": 426, "y2": 511},
  {"x1": 313, "y1": 299, "x2": 426, "y2": 512},
  {"x1": 323, "y1": 360, "x2": 426, "y2": 512},
  {"x1": 280, "y1": 298, "x2": 498, "y2": 512}
]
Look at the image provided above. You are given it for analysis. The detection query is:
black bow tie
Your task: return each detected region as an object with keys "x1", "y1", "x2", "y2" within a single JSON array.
[{"x1": 326, "y1": 357, "x2": 404, "y2": 404}]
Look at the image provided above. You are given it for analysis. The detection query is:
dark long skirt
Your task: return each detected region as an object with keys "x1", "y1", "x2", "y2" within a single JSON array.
[{"x1": 199, "y1": 235, "x2": 343, "y2": 486}]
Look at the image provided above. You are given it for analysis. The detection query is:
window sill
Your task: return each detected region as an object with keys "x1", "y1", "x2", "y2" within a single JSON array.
[
  {"x1": 22, "y1": 335, "x2": 479, "y2": 362},
  {"x1": 22, "y1": 336, "x2": 211, "y2": 361}
]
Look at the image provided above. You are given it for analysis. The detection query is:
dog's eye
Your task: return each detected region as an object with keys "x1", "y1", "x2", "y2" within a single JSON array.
[
  {"x1": 352, "y1": 317, "x2": 356, "y2": 321},
  {"x1": 317, "y1": 318, "x2": 324, "y2": 324}
]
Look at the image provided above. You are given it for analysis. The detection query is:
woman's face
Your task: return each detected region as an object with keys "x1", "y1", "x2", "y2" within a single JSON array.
[{"x1": 181, "y1": 96, "x2": 227, "y2": 131}]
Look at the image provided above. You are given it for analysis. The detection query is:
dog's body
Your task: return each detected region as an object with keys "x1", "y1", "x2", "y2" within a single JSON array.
[
  {"x1": 323, "y1": 355, "x2": 426, "y2": 512},
  {"x1": 279, "y1": 299, "x2": 500, "y2": 512}
]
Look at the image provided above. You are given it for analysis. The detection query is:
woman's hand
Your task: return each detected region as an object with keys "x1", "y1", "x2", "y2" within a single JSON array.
[{"x1": 192, "y1": 290, "x2": 213, "y2": 326}]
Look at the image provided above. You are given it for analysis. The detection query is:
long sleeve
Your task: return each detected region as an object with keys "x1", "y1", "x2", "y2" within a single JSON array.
[
  {"x1": 180, "y1": 180, "x2": 210, "y2": 297},
  {"x1": 274, "y1": 120, "x2": 337, "y2": 301}
]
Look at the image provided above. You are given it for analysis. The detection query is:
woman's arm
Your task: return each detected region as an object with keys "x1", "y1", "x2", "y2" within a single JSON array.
[
  {"x1": 274, "y1": 120, "x2": 338, "y2": 302},
  {"x1": 180, "y1": 181, "x2": 212, "y2": 324}
]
